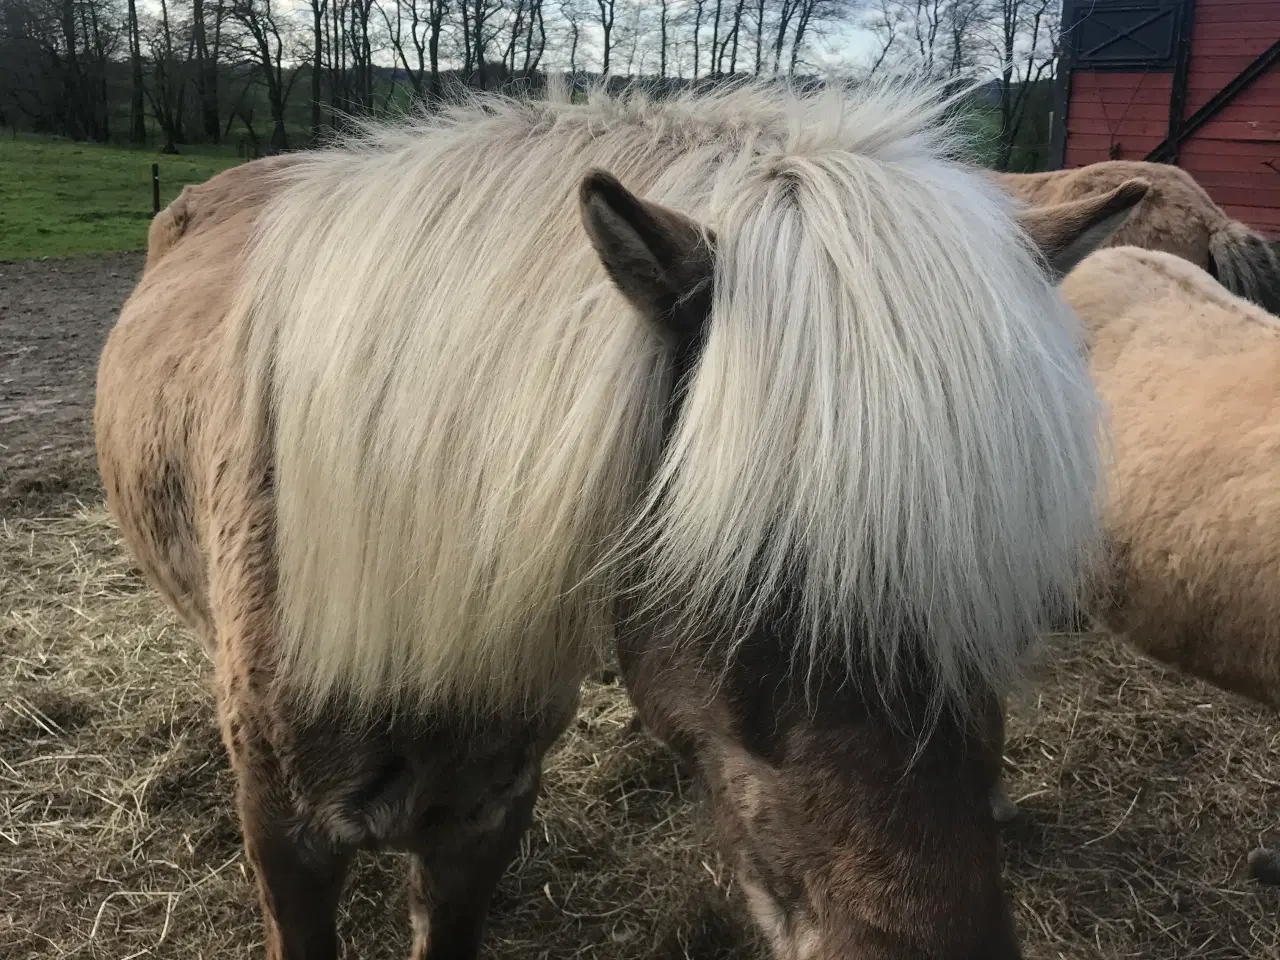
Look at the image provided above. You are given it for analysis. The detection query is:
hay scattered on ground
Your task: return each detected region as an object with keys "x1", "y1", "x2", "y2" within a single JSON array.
[{"x1": 2, "y1": 505, "x2": 1277, "y2": 959}]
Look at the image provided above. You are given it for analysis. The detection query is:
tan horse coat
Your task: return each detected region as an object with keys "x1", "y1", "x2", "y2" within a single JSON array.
[
  {"x1": 99, "y1": 153, "x2": 576, "y2": 960},
  {"x1": 994, "y1": 161, "x2": 1280, "y2": 314},
  {"x1": 99, "y1": 155, "x2": 299, "y2": 653},
  {"x1": 1061, "y1": 246, "x2": 1280, "y2": 707}
]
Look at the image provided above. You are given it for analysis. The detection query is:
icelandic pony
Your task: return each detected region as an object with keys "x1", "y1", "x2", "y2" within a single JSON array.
[
  {"x1": 991, "y1": 160, "x2": 1280, "y2": 314},
  {"x1": 95, "y1": 82, "x2": 1137, "y2": 960},
  {"x1": 989, "y1": 246, "x2": 1280, "y2": 880},
  {"x1": 1066, "y1": 245, "x2": 1280, "y2": 712}
]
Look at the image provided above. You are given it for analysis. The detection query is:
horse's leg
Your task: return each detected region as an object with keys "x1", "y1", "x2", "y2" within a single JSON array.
[
  {"x1": 987, "y1": 696, "x2": 1020, "y2": 824},
  {"x1": 239, "y1": 796, "x2": 350, "y2": 960},
  {"x1": 405, "y1": 774, "x2": 538, "y2": 960},
  {"x1": 219, "y1": 688, "x2": 350, "y2": 960}
]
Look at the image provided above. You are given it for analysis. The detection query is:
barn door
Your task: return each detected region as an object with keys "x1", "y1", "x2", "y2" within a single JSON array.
[
  {"x1": 1050, "y1": 0, "x2": 1195, "y2": 168},
  {"x1": 1064, "y1": 0, "x2": 1190, "y2": 71}
]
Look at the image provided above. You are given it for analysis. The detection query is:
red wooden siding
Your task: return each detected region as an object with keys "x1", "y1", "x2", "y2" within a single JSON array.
[
  {"x1": 1179, "y1": 0, "x2": 1280, "y2": 238},
  {"x1": 1183, "y1": 0, "x2": 1280, "y2": 114},
  {"x1": 1062, "y1": 0, "x2": 1280, "y2": 239},
  {"x1": 1063, "y1": 72, "x2": 1173, "y2": 166}
]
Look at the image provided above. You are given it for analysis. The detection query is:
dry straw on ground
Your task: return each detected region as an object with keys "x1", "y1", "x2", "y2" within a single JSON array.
[{"x1": 2, "y1": 502, "x2": 1277, "y2": 960}]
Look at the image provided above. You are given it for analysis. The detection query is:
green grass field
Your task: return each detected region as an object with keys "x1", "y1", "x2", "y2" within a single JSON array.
[{"x1": 0, "y1": 135, "x2": 244, "y2": 260}]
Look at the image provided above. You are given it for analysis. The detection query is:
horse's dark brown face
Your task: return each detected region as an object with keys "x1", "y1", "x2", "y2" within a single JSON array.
[
  {"x1": 616, "y1": 622, "x2": 1022, "y2": 960},
  {"x1": 580, "y1": 167, "x2": 1034, "y2": 957}
]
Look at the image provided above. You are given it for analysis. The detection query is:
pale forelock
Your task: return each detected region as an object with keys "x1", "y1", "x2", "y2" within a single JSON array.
[
  {"x1": 236, "y1": 78, "x2": 1103, "y2": 717},
  {"x1": 637, "y1": 89, "x2": 1105, "y2": 713}
]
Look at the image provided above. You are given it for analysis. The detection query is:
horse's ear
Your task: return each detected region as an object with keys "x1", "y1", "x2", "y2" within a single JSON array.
[
  {"x1": 1016, "y1": 178, "x2": 1150, "y2": 281},
  {"x1": 579, "y1": 169, "x2": 715, "y2": 344}
]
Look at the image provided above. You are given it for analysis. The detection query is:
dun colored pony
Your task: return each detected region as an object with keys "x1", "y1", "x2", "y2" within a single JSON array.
[
  {"x1": 95, "y1": 82, "x2": 1141, "y2": 959},
  {"x1": 992, "y1": 160, "x2": 1280, "y2": 314},
  {"x1": 990, "y1": 245, "x2": 1280, "y2": 880}
]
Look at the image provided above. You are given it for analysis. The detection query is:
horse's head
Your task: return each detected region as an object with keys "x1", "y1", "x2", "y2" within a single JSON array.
[{"x1": 579, "y1": 167, "x2": 1144, "y2": 960}]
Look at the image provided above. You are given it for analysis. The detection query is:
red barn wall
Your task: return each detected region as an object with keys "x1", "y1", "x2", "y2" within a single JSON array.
[
  {"x1": 1061, "y1": 0, "x2": 1280, "y2": 239},
  {"x1": 1063, "y1": 72, "x2": 1173, "y2": 167},
  {"x1": 1178, "y1": 0, "x2": 1280, "y2": 238}
]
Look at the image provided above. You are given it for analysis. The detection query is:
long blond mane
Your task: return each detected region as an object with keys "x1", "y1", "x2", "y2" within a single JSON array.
[{"x1": 237, "y1": 80, "x2": 1104, "y2": 716}]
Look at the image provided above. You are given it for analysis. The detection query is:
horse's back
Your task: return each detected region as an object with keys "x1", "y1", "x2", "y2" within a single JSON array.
[
  {"x1": 96, "y1": 157, "x2": 291, "y2": 648},
  {"x1": 1064, "y1": 247, "x2": 1280, "y2": 362}
]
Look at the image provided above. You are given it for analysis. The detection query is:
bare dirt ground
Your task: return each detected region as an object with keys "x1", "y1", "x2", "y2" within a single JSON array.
[
  {"x1": 1, "y1": 254, "x2": 1277, "y2": 960},
  {"x1": 0, "y1": 252, "x2": 143, "y2": 514}
]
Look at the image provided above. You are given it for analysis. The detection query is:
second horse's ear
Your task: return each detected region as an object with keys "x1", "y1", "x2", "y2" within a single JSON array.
[
  {"x1": 579, "y1": 169, "x2": 715, "y2": 346},
  {"x1": 1015, "y1": 178, "x2": 1150, "y2": 280}
]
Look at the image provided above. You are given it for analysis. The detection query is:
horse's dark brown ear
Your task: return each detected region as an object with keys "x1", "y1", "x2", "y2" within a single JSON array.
[
  {"x1": 1016, "y1": 178, "x2": 1150, "y2": 281},
  {"x1": 579, "y1": 169, "x2": 715, "y2": 344}
]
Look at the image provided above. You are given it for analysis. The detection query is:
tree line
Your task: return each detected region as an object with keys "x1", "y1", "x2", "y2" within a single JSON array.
[{"x1": 0, "y1": 0, "x2": 1058, "y2": 167}]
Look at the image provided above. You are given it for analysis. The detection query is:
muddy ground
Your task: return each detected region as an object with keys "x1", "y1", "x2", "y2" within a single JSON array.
[{"x1": 1, "y1": 254, "x2": 1277, "y2": 960}]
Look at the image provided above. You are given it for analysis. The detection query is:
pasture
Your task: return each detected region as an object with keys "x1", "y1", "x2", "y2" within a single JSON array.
[
  {"x1": 0, "y1": 137, "x2": 241, "y2": 261},
  {"x1": 1, "y1": 252, "x2": 1278, "y2": 960}
]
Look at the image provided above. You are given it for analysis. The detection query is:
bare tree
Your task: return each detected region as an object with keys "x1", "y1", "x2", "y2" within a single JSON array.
[
  {"x1": 939, "y1": 0, "x2": 985, "y2": 77},
  {"x1": 615, "y1": 0, "x2": 651, "y2": 75},
  {"x1": 990, "y1": 0, "x2": 1056, "y2": 169},
  {"x1": 689, "y1": 0, "x2": 707, "y2": 77},
  {"x1": 124, "y1": 0, "x2": 145, "y2": 139},
  {"x1": 594, "y1": 0, "x2": 613, "y2": 74},
  {"x1": 862, "y1": 0, "x2": 986, "y2": 80},
  {"x1": 523, "y1": 0, "x2": 547, "y2": 73},
  {"x1": 659, "y1": 0, "x2": 669, "y2": 76},
  {"x1": 144, "y1": 0, "x2": 185, "y2": 151},
  {"x1": 762, "y1": 0, "x2": 857, "y2": 75},
  {"x1": 861, "y1": 0, "x2": 902, "y2": 77},
  {"x1": 380, "y1": 0, "x2": 448, "y2": 103},
  {"x1": 346, "y1": 0, "x2": 375, "y2": 111},
  {"x1": 79, "y1": 0, "x2": 117, "y2": 138},
  {"x1": 192, "y1": 0, "x2": 223, "y2": 141},
  {"x1": 307, "y1": 0, "x2": 326, "y2": 137},
  {"x1": 0, "y1": 0, "x2": 120, "y2": 136},
  {"x1": 2, "y1": 0, "x2": 121, "y2": 138},
  {"x1": 325, "y1": 0, "x2": 347, "y2": 123},
  {"x1": 768, "y1": 0, "x2": 800, "y2": 72},
  {"x1": 501, "y1": 0, "x2": 529, "y2": 75},
  {"x1": 722, "y1": 0, "x2": 746, "y2": 73},
  {"x1": 460, "y1": 0, "x2": 503, "y2": 87},
  {"x1": 558, "y1": 0, "x2": 584, "y2": 72},
  {"x1": 779, "y1": 0, "x2": 852, "y2": 74},
  {"x1": 227, "y1": 0, "x2": 298, "y2": 150},
  {"x1": 752, "y1": 0, "x2": 763, "y2": 72},
  {"x1": 709, "y1": 0, "x2": 720, "y2": 74}
]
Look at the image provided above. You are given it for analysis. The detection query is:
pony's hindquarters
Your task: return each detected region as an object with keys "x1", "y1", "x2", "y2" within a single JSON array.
[
  {"x1": 95, "y1": 205, "x2": 254, "y2": 652},
  {"x1": 96, "y1": 155, "x2": 584, "y2": 960},
  {"x1": 1209, "y1": 220, "x2": 1280, "y2": 315},
  {"x1": 993, "y1": 160, "x2": 1280, "y2": 315}
]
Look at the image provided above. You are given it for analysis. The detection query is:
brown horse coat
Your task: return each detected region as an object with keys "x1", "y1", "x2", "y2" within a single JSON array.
[{"x1": 993, "y1": 161, "x2": 1280, "y2": 314}]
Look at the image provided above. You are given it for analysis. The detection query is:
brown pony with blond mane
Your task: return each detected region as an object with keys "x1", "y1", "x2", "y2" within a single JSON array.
[
  {"x1": 992, "y1": 160, "x2": 1280, "y2": 314},
  {"x1": 96, "y1": 81, "x2": 1144, "y2": 960}
]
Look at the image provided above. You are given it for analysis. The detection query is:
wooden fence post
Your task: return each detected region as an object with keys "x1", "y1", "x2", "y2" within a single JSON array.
[{"x1": 151, "y1": 163, "x2": 161, "y2": 218}]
